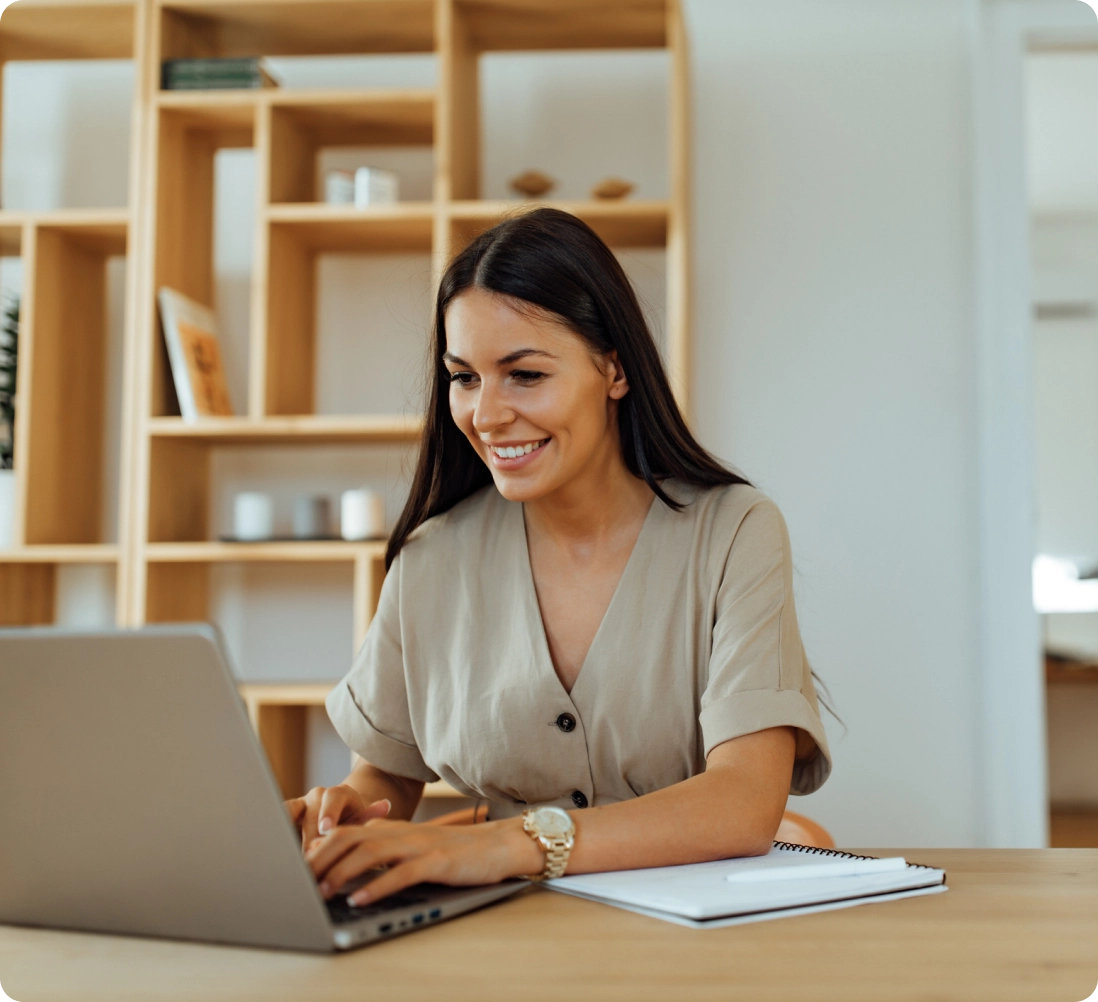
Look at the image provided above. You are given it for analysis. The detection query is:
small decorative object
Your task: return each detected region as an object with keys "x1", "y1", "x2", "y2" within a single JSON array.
[
  {"x1": 509, "y1": 170, "x2": 556, "y2": 199},
  {"x1": 353, "y1": 167, "x2": 399, "y2": 207},
  {"x1": 325, "y1": 169, "x2": 356, "y2": 205},
  {"x1": 161, "y1": 57, "x2": 280, "y2": 91},
  {"x1": 158, "y1": 287, "x2": 234, "y2": 422},
  {"x1": 0, "y1": 296, "x2": 17, "y2": 471},
  {"x1": 341, "y1": 488, "x2": 385, "y2": 541},
  {"x1": 233, "y1": 492, "x2": 273, "y2": 542},
  {"x1": 293, "y1": 495, "x2": 331, "y2": 540},
  {"x1": 591, "y1": 177, "x2": 635, "y2": 201},
  {"x1": 0, "y1": 296, "x2": 19, "y2": 549}
]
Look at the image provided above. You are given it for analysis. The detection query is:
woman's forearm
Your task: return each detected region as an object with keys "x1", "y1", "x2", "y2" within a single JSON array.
[
  {"x1": 497, "y1": 726, "x2": 796, "y2": 876},
  {"x1": 343, "y1": 756, "x2": 425, "y2": 821}
]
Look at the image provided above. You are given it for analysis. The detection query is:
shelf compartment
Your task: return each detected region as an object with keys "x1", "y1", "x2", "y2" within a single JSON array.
[
  {"x1": 454, "y1": 0, "x2": 667, "y2": 52},
  {"x1": 0, "y1": 547, "x2": 119, "y2": 626},
  {"x1": 260, "y1": 205, "x2": 433, "y2": 417},
  {"x1": 20, "y1": 219, "x2": 128, "y2": 546},
  {"x1": 449, "y1": 199, "x2": 668, "y2": 251},
  {"x1": 146, "y1": 540, "x2": 386, "y2": 562},
  {"x1": 0, "y1": 1, "x2": 135, "y2": 62},
  {"x1": 267, "y1": 89, "x2": 435, "y2": 204},
  {"x1": 159, "y1": 0, "x2": 435, "y2": 61},
  {"x1": 148, "y1": 414, "x2": 423, "y2": 444}
]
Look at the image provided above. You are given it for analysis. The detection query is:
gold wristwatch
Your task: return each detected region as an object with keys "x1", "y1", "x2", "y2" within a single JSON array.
[{"x1": 520, "y1": 806, "x2": 576, "y2": 881}]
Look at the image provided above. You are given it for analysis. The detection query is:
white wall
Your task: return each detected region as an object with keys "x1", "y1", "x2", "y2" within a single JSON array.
[
  {"x1": 688, "y1": 0, "x2": 984, "y2": 846},
  {"x1": 4, "y1": 2, "x2": 1017, "y2": 845}
]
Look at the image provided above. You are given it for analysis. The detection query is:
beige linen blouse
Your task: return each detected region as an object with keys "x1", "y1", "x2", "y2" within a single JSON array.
[{"x1": 327, "y1": 480, "x2": 831, "y2": 820}]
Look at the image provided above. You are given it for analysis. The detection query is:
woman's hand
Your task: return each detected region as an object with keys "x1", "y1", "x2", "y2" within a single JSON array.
[
  {"x1": 305, "y1": 818, "x2": 543, "y2": 906},
  {"x1": 285, "y1": 785, "x2": 392, "y2": 850}
]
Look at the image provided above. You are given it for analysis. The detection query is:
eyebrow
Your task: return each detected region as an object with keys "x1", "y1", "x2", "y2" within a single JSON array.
[{"x1": 442, "y1": 348, "x2": 559, "y2": 367}]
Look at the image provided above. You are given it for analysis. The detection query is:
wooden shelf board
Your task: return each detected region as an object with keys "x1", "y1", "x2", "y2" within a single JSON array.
[
  {"x1": 0, "y1": 0, "x2": 135, "y2": 62},
  {"x1": 238, "y1": 681, "x2": 335, "y2": 706},
  {"x1": 160, "y1": 0, "x2": 435, "y2": 59},
  {"x1": 457, "y1": 0, "x2": 668, "y2": 52},
  {"x1": 0, "y1": 545, "x2": 119, "y2": 564},
  {"x1": 0, "y1": 209, "x2": 129, "y2": 255},
  {"x1": 147, "y1": 414, "x2": 423, "y2": 444},
  {"x1": 450, "y1": 199, "x2": 669, "y2": 248},
  {"x1": 1046, "y1": 655, "x2": 1098, "y2": 685},
  {"x1": 157, "y1": 93, "x2": 258, "y2": 146},
  {"x1": 267, "y1": 202, "x2": 434, "y2": 251},
  {"x1": 145, "y1": 540, "x2": 386, "y2": 562},
  {"x1": 269, "y1": 88, "x2": 435, "y2": 147}
]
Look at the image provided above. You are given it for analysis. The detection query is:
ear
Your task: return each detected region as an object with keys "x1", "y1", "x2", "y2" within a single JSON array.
[{"x1": 605, "y1": 351, "x2": 630, "y2": 400}]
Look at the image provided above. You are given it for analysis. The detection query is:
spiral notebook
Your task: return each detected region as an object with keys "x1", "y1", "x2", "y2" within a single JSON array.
[{"x1": 546, "y1": 843, "x2": 947, "y2": 929}]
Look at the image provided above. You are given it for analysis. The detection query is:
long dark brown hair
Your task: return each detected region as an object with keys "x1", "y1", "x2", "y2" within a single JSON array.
[{"x1": 385, "y1": 207, "x2": 749, "y2": 570}]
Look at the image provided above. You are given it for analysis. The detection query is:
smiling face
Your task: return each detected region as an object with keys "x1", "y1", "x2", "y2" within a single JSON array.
[{"x1": 443, "y1": 286, "x2": 630, "y2": 503}]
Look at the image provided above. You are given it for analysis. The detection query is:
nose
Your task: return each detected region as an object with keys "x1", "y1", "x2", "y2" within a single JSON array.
[{"x1": 472, "y1": 379, "x2": 514, "y2": 435}]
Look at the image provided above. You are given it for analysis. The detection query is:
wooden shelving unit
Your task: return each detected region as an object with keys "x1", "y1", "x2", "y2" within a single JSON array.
[
  {"x1": 3, "y1": 0, "x2": 691, "y2": 798},
  {"x1": 0, "y1": 4, "x2": 140, "y2": 626}
]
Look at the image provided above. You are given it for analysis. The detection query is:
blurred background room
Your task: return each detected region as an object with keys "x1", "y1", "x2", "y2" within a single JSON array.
[{"x1": 2, "y1": 0, "x2": 1098, "y2": 850}]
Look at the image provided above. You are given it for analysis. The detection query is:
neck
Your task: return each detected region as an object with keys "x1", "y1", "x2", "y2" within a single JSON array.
[{"x1": 522, "y1": 441, "x2": 655, "y2": 546}]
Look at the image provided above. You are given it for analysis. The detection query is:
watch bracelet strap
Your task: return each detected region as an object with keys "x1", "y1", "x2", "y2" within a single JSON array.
[{"x1": 524, "y1": 833, "x2": 572, "y2": 881}]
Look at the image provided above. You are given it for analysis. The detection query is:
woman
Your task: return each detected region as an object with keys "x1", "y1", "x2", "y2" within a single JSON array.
[{"x1": 290, "y1": 208, "x2": 832, "y2": 907}]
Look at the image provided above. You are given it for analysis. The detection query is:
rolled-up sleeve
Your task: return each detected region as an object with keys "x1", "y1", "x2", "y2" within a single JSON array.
[
  {"x1": 326, "y1": 555, "x2": 440, "y2": 783},
  {"x1": 699, "y1": 500, "x2": 832, "y2": 795}
]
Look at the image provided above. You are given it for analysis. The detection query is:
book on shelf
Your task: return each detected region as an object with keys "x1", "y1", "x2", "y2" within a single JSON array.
[
  {"x1": 157, "y1": 288, "x2": 234, "y2": 422},
  {"x1": 161, "y1": 58, "x2": 280, "y2": 91}
]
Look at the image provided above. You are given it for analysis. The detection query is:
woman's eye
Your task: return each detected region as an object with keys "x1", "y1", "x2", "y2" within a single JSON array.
[
  {"x1": 512, "y1": 370, "x2": 545, "y2": 384},
  {"x1": 448, "y1": 371, "x2": 476, "y2": 386}
]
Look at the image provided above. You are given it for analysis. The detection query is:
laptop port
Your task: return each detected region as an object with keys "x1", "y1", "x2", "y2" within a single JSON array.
[
  {"x1": 412, "y1": 913, "x2": 424, "y2": 924},
  {"x1": 429, "y1": 908, "x2": 442, "y2": 919},
  {"x1": 378, "y1": 923, "x2": 392, "y2": 934}
]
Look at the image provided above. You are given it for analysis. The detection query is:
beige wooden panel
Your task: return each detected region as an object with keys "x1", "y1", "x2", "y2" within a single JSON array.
[
  {"x1": 146, "y1": 437, "x2": 210, "y2": 543},
  {"x1": 0, "y1": 563, "x2": 54, "y2": 625},
  {"x1": 159, "y1": 0, "x2": 435, "y2": 59},
  {"x1": 0, "y1": 1, "x2": 134, "y2": 61},
  {"x1": 144, "y1": 561, "x2": 208, "y2": 623},
  {"x1": 456, "y1": 0, "x2": 668, "y2": 52},
  {"x1": 23, "y1": 227, "x2": 112, "y2": 545},
  {"x1": 264, "y1": 224, "x2": 316, "y2": 415}
]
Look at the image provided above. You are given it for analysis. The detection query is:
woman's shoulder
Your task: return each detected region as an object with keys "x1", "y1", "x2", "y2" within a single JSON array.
[
  {"x1": 667, "y1": 479, "x2": 784, "y2": 531},
  {"x1": 398, "y1": 485, "x2": 511, "y2": 566}
]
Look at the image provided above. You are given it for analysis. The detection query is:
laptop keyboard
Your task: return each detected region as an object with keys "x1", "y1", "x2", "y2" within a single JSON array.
[{"x1": 326, "y1": 890, "x2": 433, "y2": 924}]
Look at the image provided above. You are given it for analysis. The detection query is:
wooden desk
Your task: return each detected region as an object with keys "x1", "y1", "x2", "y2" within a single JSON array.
[{"x1": 1, "y1": 850, "x2": 1096, "y2": 1002}]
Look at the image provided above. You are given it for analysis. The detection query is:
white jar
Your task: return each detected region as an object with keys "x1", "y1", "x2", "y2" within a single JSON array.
[
  {"x1": 233, "y1": 491, "x2": 273, "y2": 541},
  {"x1": 340, "y1": 488, "x2": 384, "y2": 541}
]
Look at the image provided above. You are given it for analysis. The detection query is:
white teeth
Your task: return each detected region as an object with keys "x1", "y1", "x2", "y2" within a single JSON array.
[{"x1": 490, "y1": 440, "x2": 546, "y2": 459}]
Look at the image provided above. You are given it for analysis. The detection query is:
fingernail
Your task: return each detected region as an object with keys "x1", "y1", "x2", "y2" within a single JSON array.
[
  {"x1": 349, "y1": 890, "x2": 369, "y2": 907},
  {"x1": 320, "y1": 882, "x2": 331, "y2": 897},
  {"x1": 319, "y1": 818, "x2": 331, "y2": 834},
  {"x1": 380, "y1": 799, "x2": 392, "y2": 814}
]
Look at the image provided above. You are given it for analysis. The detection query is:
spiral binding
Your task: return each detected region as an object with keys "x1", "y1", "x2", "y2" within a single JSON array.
[
  {"x1": 771, "y1": 841, "x2": 876, "y2": 861},
  {"x1": 772, "y1": 840, "x2": 939, "y2": 873}
]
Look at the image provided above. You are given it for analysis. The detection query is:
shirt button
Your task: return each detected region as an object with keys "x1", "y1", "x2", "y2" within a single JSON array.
[
  {"x1": 571, "y1": 790, "x2": 588, "y2": 809},
  {"x1": 556, "y1": 712, "x2": 576, "y2": 733}
]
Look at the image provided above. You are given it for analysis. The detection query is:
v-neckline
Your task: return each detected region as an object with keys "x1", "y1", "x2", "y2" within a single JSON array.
[{"x1": 517, "y1": 492, "x2": 661, "y2": 700}]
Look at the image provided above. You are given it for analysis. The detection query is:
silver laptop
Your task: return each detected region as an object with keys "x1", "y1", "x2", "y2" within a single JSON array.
[{"x1": 0, "y1": 625, "x2": 525, "y2": 952}]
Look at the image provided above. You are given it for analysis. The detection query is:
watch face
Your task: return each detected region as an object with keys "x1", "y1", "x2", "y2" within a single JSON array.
[{"x1": 532, "y1": 806, "x2": 573, "y2": 836}]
